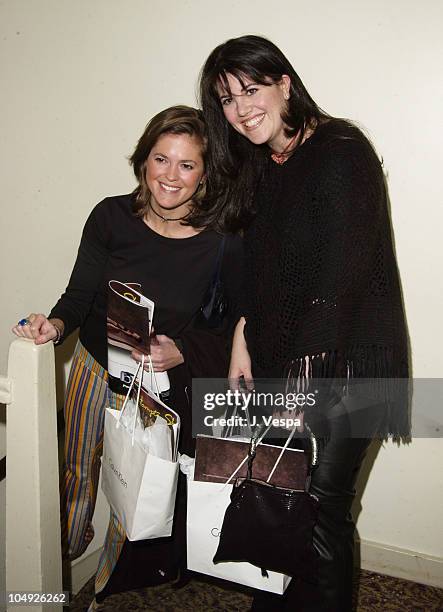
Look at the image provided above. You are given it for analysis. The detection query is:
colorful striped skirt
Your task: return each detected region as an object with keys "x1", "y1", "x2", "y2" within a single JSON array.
[{"x1": 60, "y1": 340, "x2": 126, "y2": 594}]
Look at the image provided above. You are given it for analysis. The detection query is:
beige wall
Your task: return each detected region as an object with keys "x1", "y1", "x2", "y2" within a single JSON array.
[{"x1": 1, "y1": 0, "x2": 442, "y2": 593}]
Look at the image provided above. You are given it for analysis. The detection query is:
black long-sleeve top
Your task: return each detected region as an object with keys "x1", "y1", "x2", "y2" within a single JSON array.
[
  {"x1": 50, "y1": 194, "x2": 243, "y2": 371},
  {"x1": 243, "y1": 120, "x2": 409, "y2": 436}
]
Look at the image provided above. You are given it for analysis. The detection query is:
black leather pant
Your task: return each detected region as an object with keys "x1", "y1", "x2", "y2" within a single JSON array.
[{"x1": 252, "y1": 393, "x2": 385, "y2": 612}]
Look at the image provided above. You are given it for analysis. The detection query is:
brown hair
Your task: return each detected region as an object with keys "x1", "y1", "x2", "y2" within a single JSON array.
[{"x1": 130, "y1": 105, "x2": 208, "y2": 222}]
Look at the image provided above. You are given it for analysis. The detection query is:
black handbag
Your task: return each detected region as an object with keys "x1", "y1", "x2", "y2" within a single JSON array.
[
  {"x1": 212, "y1": 425, "x2": 319, "y2": 581},
  {"x1": 196, "y1": 236, "x2": 228, "y2": 329}
]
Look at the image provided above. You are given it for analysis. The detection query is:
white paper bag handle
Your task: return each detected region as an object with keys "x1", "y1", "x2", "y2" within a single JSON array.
[
  {"x1": 116, "y1": 360, "x2": 142, "y2": 427},
  {"x1": 223, "y1": 420, "x2": 317, "y2": 489},
  {"x1": 130, "y1": 354, "x2": 145, "y2": 446},
  {"x1": 146, "y1": 354, "x2": 161, "y2": 397},
  {"x1": 258, "y1": 422, "x2": 318, "y2": 482},
  {"x1": 223, "y1": 397, "x2": 253, "y2": 440},
  {"x1": 265, "y1": 425, "x2": 297, "y2": 483},
  {"x1": 115, "y1": 355, "x2": 146, "y2": 447}
]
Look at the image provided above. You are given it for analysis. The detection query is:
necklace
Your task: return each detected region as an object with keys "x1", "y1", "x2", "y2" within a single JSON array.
[
  {"x1": 270, "y1": 133, "x2": 299, "y2": 165},
  {"x1": 148, "y1": 201, "x2": 190, "y2": 223}
]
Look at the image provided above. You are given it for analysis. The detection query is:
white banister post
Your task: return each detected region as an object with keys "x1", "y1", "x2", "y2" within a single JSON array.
[{"x1": 5, "y1": 338, "x2": 63, "y2": 612}]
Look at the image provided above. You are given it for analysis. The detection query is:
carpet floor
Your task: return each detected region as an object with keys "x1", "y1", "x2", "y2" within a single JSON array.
[{"x1": 70, "y1": 570, "x2": 443, "y2": 611}]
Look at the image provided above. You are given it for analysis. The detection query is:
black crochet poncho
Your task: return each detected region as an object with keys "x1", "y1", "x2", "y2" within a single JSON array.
[{"x1": 243, "y1": 119, "x2": 409, "y2": 436}]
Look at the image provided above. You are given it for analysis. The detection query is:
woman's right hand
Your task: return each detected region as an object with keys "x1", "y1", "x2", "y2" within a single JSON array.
[
  {"x1": 229, "y1": 317, "x2": 253, "y2": 390},
  {"x1": 12, "y1": 314, "x2": 64, "y2": 345}
]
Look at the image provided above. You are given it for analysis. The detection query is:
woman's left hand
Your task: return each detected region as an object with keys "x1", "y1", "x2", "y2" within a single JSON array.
[{"x1": 131, "y1": 334, "x2": 184, "y2": 372}]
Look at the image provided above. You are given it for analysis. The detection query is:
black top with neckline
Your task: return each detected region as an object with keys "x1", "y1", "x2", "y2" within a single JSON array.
[
  {"x1": 243, "y1": 119, "x2": 409, "y2": 435},
  {"x1": 50, "y1": 193, "x2": 243, "y2": 369}
]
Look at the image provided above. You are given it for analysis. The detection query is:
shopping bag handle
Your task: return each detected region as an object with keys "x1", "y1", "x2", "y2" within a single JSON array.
[
  {"x1": 146, "y1": 354, "x2": 161, "y2": 397},
  {"x1": 223, "y1": 421, "x2": 310, "y2": 486},
  {"x1": 247, "y1": 422, "x2": 318, "y2": 492},
  {"x1": 116, "y1": 355, "x2": 146, "y2": 447},
  {"x1": 114, "y1": 352, "x2": 158, "y2": 421},
  {"x1": 131, "y1": 354, "x2": 145, "y2": 446},
  {"x1": 262, "y1": 426, "x2": 297, "y2": 483},
  {"x1": 222, "y1": 392, "x2": 253, "y2": 440},
  {"x1": 222, "y1": 424, "x2": 272, "y2": 488},
  {"x1": 116, "y1": 359, "x2": 143, "y2": 427},
  {"x1": 246, "y1": 424, "x2": 294, "y2": 482},
  {"x1": 221, "y1": 421, "x2": 318, "y2": 491},
  {"x1": 249, "y1": 421, "x2": 318, "y2": 478}
]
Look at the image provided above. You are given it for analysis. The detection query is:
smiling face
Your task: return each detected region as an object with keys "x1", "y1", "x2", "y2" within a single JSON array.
[
  {"x1": 217, "y1": 72, "x2": 291, "y2": 152},
  {"x1": 145, "y1": 132, "x2": 205, "y2": 216}
]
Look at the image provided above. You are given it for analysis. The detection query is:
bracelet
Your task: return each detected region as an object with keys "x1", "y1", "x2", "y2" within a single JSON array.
[{"x1": 52, "y1": 323, "x2": 62, "y2": 346}]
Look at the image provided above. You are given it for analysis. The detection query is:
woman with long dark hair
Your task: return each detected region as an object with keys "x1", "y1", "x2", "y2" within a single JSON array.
[{"x1": 199, "y1": 35, "x2": 409, "y2": 611}]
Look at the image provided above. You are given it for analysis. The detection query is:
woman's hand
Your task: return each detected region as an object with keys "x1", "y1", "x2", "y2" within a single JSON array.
[
  {"x1": 229, "y1": 317, "x2": 253, "y2": 390},
  {"x1": 11, "y1": 314, "x2": 64, "y2": 345},
  {"x1": 131, "y1": 334, "x2": 184, "y2": 372}
]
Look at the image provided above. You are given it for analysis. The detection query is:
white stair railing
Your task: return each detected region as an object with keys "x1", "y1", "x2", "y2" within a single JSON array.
[{"x1": 1, "y1": 338, "x2": 63, "y2": 611}]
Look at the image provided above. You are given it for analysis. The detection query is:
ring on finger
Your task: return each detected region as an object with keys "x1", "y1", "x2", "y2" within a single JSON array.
[{"x1": 18, "y1": 318, "x2": 30, "y2": 326}]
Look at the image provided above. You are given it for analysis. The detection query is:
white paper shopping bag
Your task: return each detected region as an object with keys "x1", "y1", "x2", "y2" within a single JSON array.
[
  {"x1": 102, "y1": 407, "x2": 179, "y2": 540},
  {"x1": 101, "y1": 359, "x2": 180, "y2": 541},
  {"x1": 187, "y1": 479, "x2": 291, "y2": 594}
]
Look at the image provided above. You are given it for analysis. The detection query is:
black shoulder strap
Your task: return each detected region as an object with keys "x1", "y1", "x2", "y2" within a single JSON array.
[
  {"x1": 213, "y1": 235, "x2": 226, "y2": 285},
  {"x1": 200, "y1": 235, "x2": 227, "y2": 322}
]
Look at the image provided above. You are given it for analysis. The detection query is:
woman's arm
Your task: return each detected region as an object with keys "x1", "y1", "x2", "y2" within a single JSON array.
[
  {"x1": 228, "y1": 317, "x2": 253, "y2": 388},
  {"x1": 48, "y1": 201, "x2": 110, "y2": 342}
]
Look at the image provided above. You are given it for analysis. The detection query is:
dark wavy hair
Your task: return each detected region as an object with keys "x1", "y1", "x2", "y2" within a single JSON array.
[
  {"x1": 130, "y1": 105, "x2": 210, "y2": 227},
  {"x1": 199, "y1": 35, "x2": 329, "y2": 231}
]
